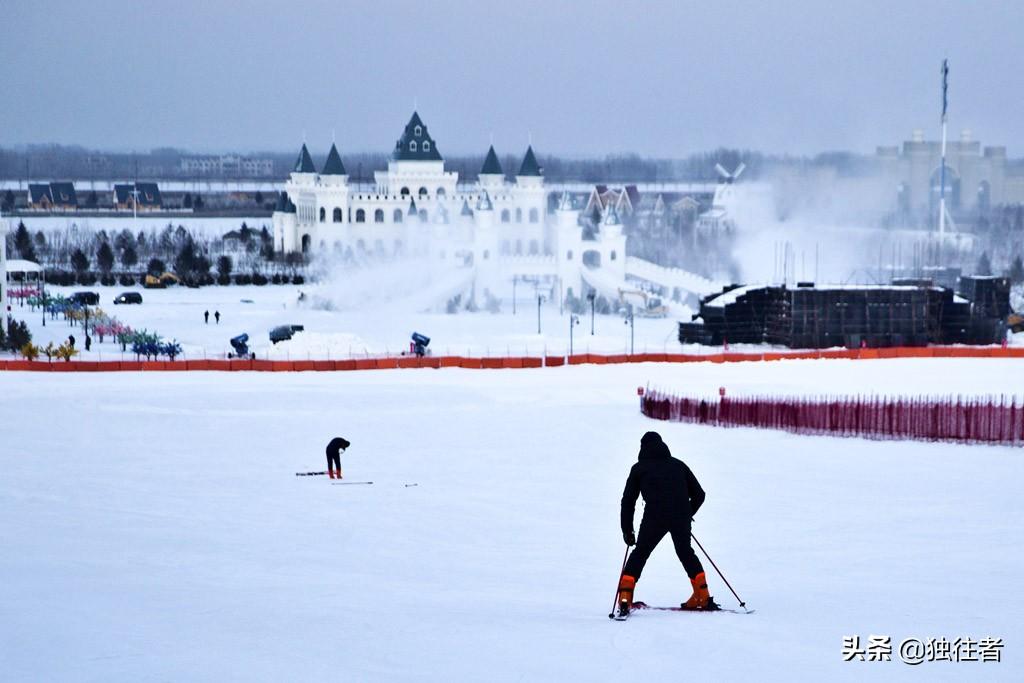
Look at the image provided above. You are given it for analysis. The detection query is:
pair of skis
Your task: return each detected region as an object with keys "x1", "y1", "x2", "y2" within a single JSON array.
[{"x1": 609, "y1": 544, "x2": 754, "y2": 620}]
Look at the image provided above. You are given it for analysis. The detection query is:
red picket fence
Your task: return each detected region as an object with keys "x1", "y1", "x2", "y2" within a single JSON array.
[{"x1": 640, "y1": 389, "x2": 1024, "y2": 446}]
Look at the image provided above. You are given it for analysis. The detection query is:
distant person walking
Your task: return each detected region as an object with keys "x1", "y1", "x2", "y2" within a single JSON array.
[
  {"x1": 68, "y1": 334, "x2": 76, "y2": 349},
  {"x1": 214, "y1": 310, "x2": 220, "y2": 324},
  {"x1": 326, "y1": 437, "x2": 350, "y2": 479},
  {"x1": 85, "y1": 334, "x2": 92, "y2": 351},
  {"x1": 204, "y1": 310, "x2": 209, "y2": 324}
]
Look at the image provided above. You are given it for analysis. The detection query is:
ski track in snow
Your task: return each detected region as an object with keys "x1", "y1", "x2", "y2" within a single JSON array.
[{"x1": 1, "y1": 360, "x2": 1022, "y2": 682}]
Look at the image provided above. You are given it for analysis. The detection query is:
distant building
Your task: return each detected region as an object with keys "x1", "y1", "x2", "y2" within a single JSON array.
[
  {"x1": 113, "y1": 182, "x2": 163, "y2": 211},
  {"x1": 273, "y1": 111, "x2": 627, "y2": 298},
  {"x1": 877, "y1": 129, "x2": 1024, "y2": 215},
  {"x1": 27, "y1": 182, "x2": 78, "y2": 210},
  {"x1": 181, "y1": 154, "x2": 275, "y2": 178}
]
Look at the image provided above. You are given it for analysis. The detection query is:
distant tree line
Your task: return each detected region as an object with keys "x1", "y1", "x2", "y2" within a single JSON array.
[
  {"x1": 5, "y1": 221, "x2": 307, "y2": 287},
  {"x1": 0, "y1": 143, "x2": 921, "y2": 184}
]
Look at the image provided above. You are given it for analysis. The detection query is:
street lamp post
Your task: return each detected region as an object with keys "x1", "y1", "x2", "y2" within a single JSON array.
[
  {"x1": 512, "y1": 276, "x2": 517, "y2": 315},
  {"x1": 569, "y1": 313, "x2": 579, "y2": 356},
  {"x1": 587, "y1": 290, "x2": 596, "y2": 335},
  {"x1": 537, "y1": 294, "x2": 543, "y2": 334},
  {"x1": 624, "y1": 305, "x2": 635, "y2": 355}
]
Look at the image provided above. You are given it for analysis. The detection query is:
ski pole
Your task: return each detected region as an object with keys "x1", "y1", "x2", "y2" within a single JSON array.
[
  {"x1": 607, "y1": 545, "x2": 631, "y2": 619},
  {"x1": 691, "y1": 532, "x2": 746, "y2": 609}
]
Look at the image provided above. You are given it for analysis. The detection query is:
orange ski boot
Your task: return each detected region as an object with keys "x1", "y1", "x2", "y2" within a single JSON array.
[
  {"x1": 616, "y1": 574, "x2": 636, "y2": 619},
  {"x1": 682, "y1": 572, "x2": 716, "y2": 610}
]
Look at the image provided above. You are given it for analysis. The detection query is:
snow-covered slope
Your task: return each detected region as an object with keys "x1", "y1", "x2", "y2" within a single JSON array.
[{"x1": 1, "y1": 359, "x2": 1021, "y2": 681}]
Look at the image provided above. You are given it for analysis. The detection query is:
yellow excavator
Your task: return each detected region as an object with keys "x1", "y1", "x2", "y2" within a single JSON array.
[
  {"x1": 618, "y1": 288, "x2": 668, "y2": 318},
  {"x1": 144, "y1": 272, "x2": 181, "y2": 289}
]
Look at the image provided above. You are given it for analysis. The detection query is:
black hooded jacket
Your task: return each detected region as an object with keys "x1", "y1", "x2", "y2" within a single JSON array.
[{"x1": 621, "y1": 432, "x2": 705, "y2": 535}]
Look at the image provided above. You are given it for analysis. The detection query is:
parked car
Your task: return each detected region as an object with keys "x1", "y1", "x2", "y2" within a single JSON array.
[
  {"x1": 114, "y1": 292, "x2": 143, "y2": 305},
  {"x1": 269, "y1": 324, "x2": 305, "y2": 344},
  {"x1": 69, "y1": 291, "x2": 100, "y2": 306}
]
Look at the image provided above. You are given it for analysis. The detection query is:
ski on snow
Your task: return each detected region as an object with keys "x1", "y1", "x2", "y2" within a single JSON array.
[
  {"x1": 331, "y1": 481, "x2": 374, "y2": 485},
  {"x1": 630, "y1": 600, "x2": 755, "y2": 615}
]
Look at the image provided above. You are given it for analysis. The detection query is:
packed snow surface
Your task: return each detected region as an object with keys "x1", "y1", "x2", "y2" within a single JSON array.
[{"x1": 2, "y1": 359, "x2": 1022, "y2": 681}]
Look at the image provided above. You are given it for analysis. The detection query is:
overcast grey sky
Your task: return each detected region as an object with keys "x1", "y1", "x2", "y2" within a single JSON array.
[{"x1": 3, "y1": 0, "x2": 1022, "y2": 157}]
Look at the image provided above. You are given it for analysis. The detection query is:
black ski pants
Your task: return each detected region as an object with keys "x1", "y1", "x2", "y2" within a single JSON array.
[
  {"x1": 624, "y1": 516, "x2": 704, "y2": 580},
  {"x1": 326, "y1": 450, "x2": 341, "y2": 472}
]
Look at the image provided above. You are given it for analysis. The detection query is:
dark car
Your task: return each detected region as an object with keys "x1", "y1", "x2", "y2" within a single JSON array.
[
  {"x1": 114, "y1": 292, "x2": 143, "y2": 305},
  {"x1": 69, "y1": 291, "x2": 100, "y2": 306},
  {"x1": 269, "y1": 324, "x2": 305, "y2": 344}
]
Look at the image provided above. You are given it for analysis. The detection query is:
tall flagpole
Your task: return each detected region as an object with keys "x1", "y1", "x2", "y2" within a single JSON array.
[{"x1": 938, "y1": 59, "x2": 949, "y2": 240}]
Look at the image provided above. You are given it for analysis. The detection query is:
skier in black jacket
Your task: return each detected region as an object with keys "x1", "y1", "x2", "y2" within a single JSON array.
[
  {"x1": 325, "y1": 436, "x2": 350, "y2": 479},
  {"x1": 617, "y1": 431, "x2": 714, "y2": 613}
]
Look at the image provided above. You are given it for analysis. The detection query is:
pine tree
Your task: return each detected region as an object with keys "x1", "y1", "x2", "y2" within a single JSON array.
[
  {"x1": 1009, "y1": 255, "x2": 1024, "y2": 284},
  {"x1": 70, "y1": 248, "x2": 90, "y2": 274},
  {"x1": 97, "y1": 241, "x2": 115, "y2": 274},
  {"x1": 121, "y1": 244, "x2": 139, "y2": 270},
  {"x1": 976, "y1": 252, "x2": 993, "y2": 276},
  {"x1": 14, "y1": 221, "x2": 37, "y2": 261},
  {"x1": 217, "y1": 255, "x2": 233, "y2": 279}
]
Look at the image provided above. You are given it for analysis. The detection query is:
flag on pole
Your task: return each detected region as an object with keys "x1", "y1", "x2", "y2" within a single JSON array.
[{"x1": 941, "y1": 59, "x2": 949, "y2": 121}]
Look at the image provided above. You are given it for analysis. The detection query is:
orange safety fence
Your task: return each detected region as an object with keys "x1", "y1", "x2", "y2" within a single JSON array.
[{"x1": 1, "y1": 346, "x2": 1022, "y2": 372}]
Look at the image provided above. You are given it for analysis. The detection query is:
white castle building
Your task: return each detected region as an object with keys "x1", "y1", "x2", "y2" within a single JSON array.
[{"x1": 272, "y1": 112, "x2": 625, "y2": 301}]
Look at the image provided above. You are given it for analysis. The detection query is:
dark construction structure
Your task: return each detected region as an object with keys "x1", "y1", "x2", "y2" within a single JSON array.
[{"x1": 678, "y1": 276, "x2": 1010, "y2": 348}]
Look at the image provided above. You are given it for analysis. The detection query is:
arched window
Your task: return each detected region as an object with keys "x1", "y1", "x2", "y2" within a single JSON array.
[
  {"x1": 529, "y1": 240, "x2": 539, "y2": 255},
  {"x1": 418, "y1": 187, "x2": 428, "y2": 197},
  {"x1": 319, "y1": 207, "x2": 326, "y2": 222},
  {"x1": 414, "y1": 125, "x2": 422, "y2": 136},
  {"x1": 409, "y1": 141, "x2": 417, "y2": 152},
  {"x1": 332, "y1": 207, "x2": 342, "y2": 222},
  {"x1": 483, "y1": 249, "x2": 490, "y2": 260},
  {"x1": 319, "y1": 240, "x2": 326, "y2": 249},
  {"x1": 566, "y1": 250, "x2": 573, "y2": 261},
  {"x1": 393, "y1": 209, "x2": 403, "y2": 223},
  {"x1": 515, "y1": 208, "x2": 523, "y2": 223},
  {"x1": 333, "y1": 241, "x2": 343, "y2": 253},
  {"x1": 436, "y1": 187, "x2": 445, "y2": 197},
  {"x1": 423, "y1": 141, "x2": 430, "y2": 151},
  {"x1": 610, "y1": 250, "x2": 617, "y2": 261},
  {"x1": 529, "y1": 208, "x2": 539, "y2": 223},
  {"x1": 355, "y1": 209, "x2": 366, "y2": 223},
  {"x1": 501, "y1": 209, "x2": 510, "y2": 223},
  {"x1": 418, "y1": 209, "x2": 428, "y2": 222},
  {"x1": 301, "y1": 234, "x2": 311, "y2": 253},
  {"x1": 515, "y1": 239, "x2": 523, "y2": 255},
  {"x1": 401, "y1": 187, "x2": 410, "y2": 197},
  {"x1": 374, "y1": 209, "x2": 385, "y2": 223}
]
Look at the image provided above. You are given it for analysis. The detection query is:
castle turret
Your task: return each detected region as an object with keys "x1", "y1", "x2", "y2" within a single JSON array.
[
  {"x1": 272, "y1": 191, "x2": 300, "y2": 253},
  {"x1": 599, "y1": 201, "x2": 626, "y2": 283},
  {"x1": 473, "y1": 191, "x2": 498, "y2": 283},
  {"x1": 478, "y1": 145, "x2": 505, "y2": 192},
  {"x1": 555, "y1": 191, "x2": 582, "y2": 297}
]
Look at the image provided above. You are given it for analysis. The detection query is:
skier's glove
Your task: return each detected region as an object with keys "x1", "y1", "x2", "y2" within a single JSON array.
[{"x1": 623, "y1": 531, "x2": 636, "y2": 546}]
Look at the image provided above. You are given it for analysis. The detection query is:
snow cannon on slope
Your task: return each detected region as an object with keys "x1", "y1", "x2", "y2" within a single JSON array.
[
  {"x1": 229, "y1": 333, "x2": 251, "y2": 359},
  {"x1": 411, "y1": 332, "x2": 431, "y2": 358}
]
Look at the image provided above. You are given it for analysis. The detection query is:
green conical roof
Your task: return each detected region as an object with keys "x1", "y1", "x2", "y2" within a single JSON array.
[
  {"x1": 293, "y1": 143, "x2": 316, "y2": 173},
  {"x1": 321, "y1": 143, "x2": 346, "y2": 175},
  {"x1": 481, "y1": 146, "x2": 503, "y2": 175},
  {"x1": 518, "y1": 146, "x2": 542, "y2": 176}
]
